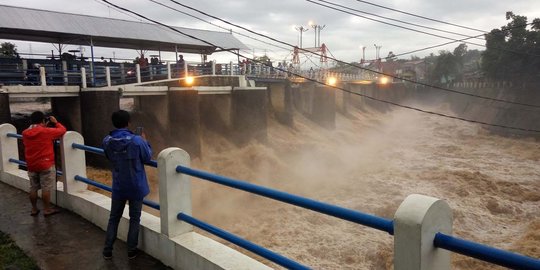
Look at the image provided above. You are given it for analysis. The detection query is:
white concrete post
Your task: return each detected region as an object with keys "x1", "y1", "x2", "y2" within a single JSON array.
[
  {"x1": 105, "y1": 66, "x2": 111, "y2": 87},
  {"x1": 248, "y1": 62, "x2": 252, "y2": 75},
  {"x1": 39, "y1": 66, "x2": 46, "y2": 86},
  {"x1": 167, "y1": 61, "x2": 172, "y2": 80},
  {"x1": 229, "y1": 61, "x2": 234, "y2": 75},
  {"x1": 62, "y1": 61, "x2": 68, "y2": 84},
  {"x1": 211, "y1": 60, "x2": 216, "y2": 75},
  {"x1": 136, "y1": 64, "x2": 141, "y2": 84},
  {"x1": 183, "y1": 61, "x2": 188, "y2": 79},
  {"x1": 157, "y1": 147, "x2": 192, "y2": 237},
  {"x1": 0, "y1": 124, "x2": 18, "y2": 173},
  {"x1": 59, "y1": 131, "x2": 88, "y2": 194},
  {"x1": 394, "y1": 194, "x2": 452, "y2": 270},
  {"x1": 81, "y1": 67, "x2": 87, "y2": 88}
]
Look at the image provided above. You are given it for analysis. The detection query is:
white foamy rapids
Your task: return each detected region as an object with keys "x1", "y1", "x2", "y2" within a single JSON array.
[{"x1": 97, "y1": 101, "x2": 539, "y2": 269}]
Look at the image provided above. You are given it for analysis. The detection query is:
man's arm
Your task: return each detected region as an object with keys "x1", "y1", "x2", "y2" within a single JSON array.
[
  {"x1": 46, "y1": 116, "x2": 67, "y2": 139},
  {"x1": 137, "y1": 136, "x2": 152, "y2": 163}
]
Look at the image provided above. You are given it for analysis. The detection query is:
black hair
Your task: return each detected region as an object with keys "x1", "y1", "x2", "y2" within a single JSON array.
[
  {"x1": 30, "y1": 111, "x2": 45, "y2": 124},
  {"x1": 111, "y1": 110, "x2": 130, "y2": 128}
]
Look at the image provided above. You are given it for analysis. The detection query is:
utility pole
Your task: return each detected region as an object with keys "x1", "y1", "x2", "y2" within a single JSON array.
[
  {"x1": 361, "y1": 46, "x2": 366, "y2": 63},
  {"x1": 295, "y1": 25, "x2": 309, "y2": 48},
  {"x1": 309, "y1": 22, "x2": 326, "y2": 47}
]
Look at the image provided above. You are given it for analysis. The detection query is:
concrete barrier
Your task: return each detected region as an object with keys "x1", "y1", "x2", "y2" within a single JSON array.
[{"x1": 0, "y1": 124, "x2": 271, "y2": 270}]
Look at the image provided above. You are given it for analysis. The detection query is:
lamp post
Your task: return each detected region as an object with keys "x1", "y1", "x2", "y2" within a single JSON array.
[
  {"x1": 309, "y1": 21, "x2": 326, "y2": 47},
  {"x1": 360, "y1": 45, "x2": 366, "y2": 63},
  {"x1": 295, "y1": 25, "x2": 309, "y2": 48}
]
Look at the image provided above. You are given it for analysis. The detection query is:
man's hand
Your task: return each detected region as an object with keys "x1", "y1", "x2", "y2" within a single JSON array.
[{"x1": 48, "y1": 116, "x2": 58, "y2": 124}]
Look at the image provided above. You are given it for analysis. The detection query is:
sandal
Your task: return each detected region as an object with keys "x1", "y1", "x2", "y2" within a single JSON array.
[{"x1": 43, "y1": 209, "x2": 61, "y2": 217}]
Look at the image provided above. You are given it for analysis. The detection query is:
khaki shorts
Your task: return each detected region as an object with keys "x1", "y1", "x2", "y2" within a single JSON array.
[{"x1": 28, "y1": 166, "x2": 56, "y2": 192}]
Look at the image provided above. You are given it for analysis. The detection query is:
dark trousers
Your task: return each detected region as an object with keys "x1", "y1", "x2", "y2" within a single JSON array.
[{"x1": 103, "y1": 199, "x2": 143, "y2": 253}]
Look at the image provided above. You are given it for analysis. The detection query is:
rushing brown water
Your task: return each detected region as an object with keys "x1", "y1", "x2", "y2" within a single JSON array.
[{"x1": 81, "y1": 100, "x2": 539, "y2": 269}]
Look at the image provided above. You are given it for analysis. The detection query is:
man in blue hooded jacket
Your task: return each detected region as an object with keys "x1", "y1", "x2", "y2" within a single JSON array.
[{"x1": 102, "y1": 110, "x2": 152, "y2": 260}]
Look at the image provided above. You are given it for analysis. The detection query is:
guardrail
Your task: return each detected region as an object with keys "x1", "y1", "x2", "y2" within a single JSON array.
[{"x1": 1, "y1": 126, "x2": 539, "y2": 270}]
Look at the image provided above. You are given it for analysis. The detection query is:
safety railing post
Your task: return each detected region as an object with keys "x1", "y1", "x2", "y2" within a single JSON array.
[
  {"x1": 81, "y1": 67, "x2": 87, "y2": 88},
  {"x1": 136, "y1": 64, "x2": 141, "y2": 84},
  {"x1": 39, "y1": 66, "x2": 46, "y2": 86},
  {"x1": 62, "y1": 61, "x2": 68, "y2": 85},
  {"x1": 0, "y1": 124, "x2": 18, "y2": 173},
  {"x1": 212, "y1": 60, "x2": 216, "y2": 75},
  {"x1": 229, "y1": 61, "x2": 234, "y2": 75},
  {"x1": 157, "y1": 147, "x2": 192, "y2": 237},
  {"x1": 167, "y1": 61, "x2": 171, "y2": 80},
  {"x1": 105, "y1": 66, "x2": 111, "y2": 87},
  {"x1": 59, "y1": 131, "x2": 88, "y2": 194},
  {"x1": 394, "y1": 194, "x2": 452, "y2": 270}
]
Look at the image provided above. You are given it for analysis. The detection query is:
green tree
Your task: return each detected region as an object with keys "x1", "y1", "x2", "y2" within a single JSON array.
[
  {"x1": 0, "y1": 42, "x2": 19, "y2": 58},
  {"x1": 481, "y1": 12, "x2": 540, "y2": 82}
]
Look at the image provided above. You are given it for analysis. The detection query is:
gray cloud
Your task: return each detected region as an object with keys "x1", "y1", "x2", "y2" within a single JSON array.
[{"x1": 1, "y1": 0, "x2": 538, "y2": 64}]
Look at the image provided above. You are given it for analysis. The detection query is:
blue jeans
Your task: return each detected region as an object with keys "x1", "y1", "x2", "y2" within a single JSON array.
[{"x1": 103, "y1": 199, "x2": 143, "y2": 253}]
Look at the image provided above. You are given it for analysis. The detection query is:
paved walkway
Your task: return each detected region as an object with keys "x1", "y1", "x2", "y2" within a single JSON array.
[{"x1": 0, "y1": 181, "x2": 171, "y2": 270}]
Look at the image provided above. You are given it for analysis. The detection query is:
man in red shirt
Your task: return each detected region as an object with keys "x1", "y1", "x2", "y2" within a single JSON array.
[{"x1": 22, "y1": 111, "x2": 66, "y2": 217}]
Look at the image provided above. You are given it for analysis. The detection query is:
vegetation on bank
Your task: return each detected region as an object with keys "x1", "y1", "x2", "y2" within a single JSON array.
[{"x1": 0, "y1": 231, "x2": 39, "y2": 270}]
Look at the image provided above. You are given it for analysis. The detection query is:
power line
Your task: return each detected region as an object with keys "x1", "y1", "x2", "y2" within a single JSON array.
[
  {"x1": 307, "y1": 0, "x2": 540, "y2": 58},
  {"x1": 93, "y1": 0, "x2": 143, "y2": 22},
  {"x1": 352, "y1": 0, "x2": 486, "y2": 33},
  {"x1": 314, "y1": 0, "x2": 484, "y2": 41},
  {"x1": 159, "y1": 0, "x2": 540, "y2": 109},
  {"x1": 385, "y1": 21, "x2": 537, "y2": 59},
  {"x1": 99, "y1": 0, "x2": 540, "y2": 133},
  {"x1": 147, "y1": 0, "x2": 291, "y2": 52}
]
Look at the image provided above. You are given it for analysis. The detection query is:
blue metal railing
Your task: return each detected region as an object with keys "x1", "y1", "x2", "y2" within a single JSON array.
[
  {"x1": 8, "y1": 158, "x2": 63, "y2": 176},
  {"x1": 435, "y1": 233, "x2": 540, "y2": 270},
  {"x1": 178, "y1": 213, "x2": 310, "y2": 270},
  {"x1": 7, "y1": 133, "x2": 22, "y2": 139},
  {"x1": 176, "y1": 165, "x2": 394, "y2": 235},
  {"x1": 4, "y1": 132, "x2": 540, "y2": 269},
  {"x1": 72, "y1": 143, "x2": 105, "y2": 155},
  {"x1": 74, "y1": 175, "x2": 160, "y2": 210}
]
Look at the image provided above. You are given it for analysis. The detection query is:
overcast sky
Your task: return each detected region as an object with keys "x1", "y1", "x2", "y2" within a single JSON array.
[{"x1": 1, "y1": 0, "x2": 539, "y2": 65}]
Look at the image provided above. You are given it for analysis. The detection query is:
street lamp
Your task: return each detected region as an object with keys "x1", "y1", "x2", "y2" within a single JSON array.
[
  {"x1": 309, "y1": 21, "x2": 326, "y2": 47},
  {"x1": 360, "y1": 45, "x2": 366, "y2": 63},
  {"x1": 295, "y1": 25, "x2": 309, "y2": 48}
]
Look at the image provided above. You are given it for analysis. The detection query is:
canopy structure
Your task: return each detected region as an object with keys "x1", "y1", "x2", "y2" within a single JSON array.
[{"x1": 0, "y1": 4, "x2": 248, "y2": 54}]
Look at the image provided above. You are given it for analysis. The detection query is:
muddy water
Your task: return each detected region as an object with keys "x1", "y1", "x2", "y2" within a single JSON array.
[{"x1": 84, "y1": 101, "x2": 540, "y2": 269}]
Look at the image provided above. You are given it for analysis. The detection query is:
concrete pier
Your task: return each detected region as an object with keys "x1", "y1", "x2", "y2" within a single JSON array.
[
  {"x1": 168, "y1": 89, "x2": 201, "y2": 158},
  {"x1": 80, "y1": 89, "x2": 119, "y2": 167},
  {"x1": 0, "y1": 92, "x2": 10, "y2": 124},
  {"x1": 232, "y1": 87, "x2": 268, "y2": 143},
  {"x1": 51, "y1": 97, "x2": 82, "y2": 132}
]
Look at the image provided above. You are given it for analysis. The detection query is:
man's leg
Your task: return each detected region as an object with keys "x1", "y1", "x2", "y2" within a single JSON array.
[
  {"x1": 28, "y1": 171, "x2": 39, "y2": 215},
  {"x1": 40, "y1": 167, "x2": 57, "y2": 215},
  {"x1": 103, "y1": 199, "x2": 126, "y2": 256},
  {"x1": 126, "y1": 200, "x2": 143, "y2": 254}
]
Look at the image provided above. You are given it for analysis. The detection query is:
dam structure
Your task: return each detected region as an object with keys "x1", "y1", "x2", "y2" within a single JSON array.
[{"x1": 1, "y1": 4, "x2": 540, "y2": 270}]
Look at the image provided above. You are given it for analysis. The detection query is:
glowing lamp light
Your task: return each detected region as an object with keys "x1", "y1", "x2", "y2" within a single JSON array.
[
  {"x1": 185, "y1": 76, "x2": 194, "y2": 85},
  {"x1": 327, "y1": 76, "x2": 337, "y2": 86},
  {"x1": 379, "y1": 77, "x2": 389, "y2": 85}
]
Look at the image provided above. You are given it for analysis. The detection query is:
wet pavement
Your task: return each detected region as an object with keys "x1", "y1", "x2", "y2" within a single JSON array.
[{"x1": 0, "y1": 181, "x2": 171, "y2": 270}]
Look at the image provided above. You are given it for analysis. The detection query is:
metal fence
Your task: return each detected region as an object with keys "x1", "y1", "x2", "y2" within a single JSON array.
[{"x1": 1, "y1": 126, "x2": 539, "y2": 270}]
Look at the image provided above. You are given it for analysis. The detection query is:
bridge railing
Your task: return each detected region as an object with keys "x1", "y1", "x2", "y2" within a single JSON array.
[{"x1": 1, "y1": 125, "x2": 539, "y2": 269}]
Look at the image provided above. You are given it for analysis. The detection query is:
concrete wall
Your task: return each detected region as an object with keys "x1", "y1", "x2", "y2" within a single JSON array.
[
  {"x1": 446, "y1": 84, "x2": 540, "y2": 138},
  {"x1": 51, "y1": 97, "x2": 82, "y2": 133}
]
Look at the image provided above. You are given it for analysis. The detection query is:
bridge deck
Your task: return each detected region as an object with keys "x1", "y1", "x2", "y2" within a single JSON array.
[{"x1": 0, "y1": 180, "x2": 169, "y2": 270}]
